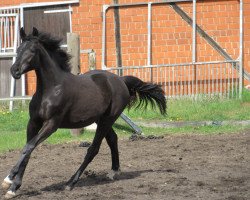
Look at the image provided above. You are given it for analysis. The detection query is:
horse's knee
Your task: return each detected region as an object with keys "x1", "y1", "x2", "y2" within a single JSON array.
[{"x1": 22, "y1": 144, "x2": 35, "y2": 155}]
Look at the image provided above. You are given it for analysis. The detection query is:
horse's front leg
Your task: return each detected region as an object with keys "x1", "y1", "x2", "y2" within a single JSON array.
[
  {"x1": 2, "y1": 118, "x2": 59, "y2": 199},
  {"x1": 2, "y1": 119, "x2": 42, "y2": 192}
]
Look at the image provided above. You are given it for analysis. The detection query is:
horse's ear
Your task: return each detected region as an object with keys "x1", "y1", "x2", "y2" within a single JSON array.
[
  {"x1": 20, "y1": 27, "x2": 26, "y2": 40},
  {"x1": 32, "y1": 27, "x2": 39, "y2": 37}
]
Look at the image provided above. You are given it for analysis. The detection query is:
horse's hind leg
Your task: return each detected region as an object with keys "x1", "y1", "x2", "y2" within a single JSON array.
[
  {"x1": 66, "y1": 121, "x2": 111, "y2": 190},
  {"x1": 105, "y1": 128, "x2": 121, "y2": 180}
]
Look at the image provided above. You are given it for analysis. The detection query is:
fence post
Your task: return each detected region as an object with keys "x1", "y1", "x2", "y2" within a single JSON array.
[
  {"x1": 113, "y1": 0, "x2": 123, "y2": 76},
  {"x1": 67, "y1": 33, "x2": 82, "y2": 136},
  {"x1": 67, "y1": 33, "x2": 80, "y2": 75}
]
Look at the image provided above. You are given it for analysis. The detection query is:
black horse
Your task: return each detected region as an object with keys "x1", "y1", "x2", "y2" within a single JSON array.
[{"x1": 2, "y1": 27, "x2": 166, "y2": 199}]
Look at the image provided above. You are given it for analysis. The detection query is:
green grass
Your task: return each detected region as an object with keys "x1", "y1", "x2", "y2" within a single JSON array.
[
  {"x1": 1, "y1": 89, "x2": 250, "y2": 153},
  {"x1": 124, "y1": 99, "x2": 250, "y2": 121},
  {"x1": 125, "y1": 93, "x2": 250, "y2": 122}
]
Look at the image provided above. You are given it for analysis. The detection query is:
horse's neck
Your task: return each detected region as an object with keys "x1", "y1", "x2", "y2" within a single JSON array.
[{"x1": 35, "y1": 49, "x2": 65, "y2": 94}]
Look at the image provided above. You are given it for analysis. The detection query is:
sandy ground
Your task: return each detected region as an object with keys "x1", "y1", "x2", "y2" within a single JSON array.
[{"x1": 0, "y1": 132, "x2": 249, "y2": 200}]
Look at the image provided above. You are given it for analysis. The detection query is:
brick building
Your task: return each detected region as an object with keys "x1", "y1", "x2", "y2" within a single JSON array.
[{"x1": 0, "y1": 0, "x2": 249, "y2": 96}]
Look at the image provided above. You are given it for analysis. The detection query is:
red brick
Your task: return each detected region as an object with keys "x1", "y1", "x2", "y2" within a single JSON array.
[{"x1": 2, "y1": 0, "x2": 249, "y2": 94}]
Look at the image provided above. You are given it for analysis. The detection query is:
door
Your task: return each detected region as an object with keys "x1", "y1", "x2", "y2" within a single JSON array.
[{"x1": 24, "y1": 5, "x2": 71, "y2": 45}]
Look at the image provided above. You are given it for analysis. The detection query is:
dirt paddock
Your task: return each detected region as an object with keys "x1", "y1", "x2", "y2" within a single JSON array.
[{"x1": 0, "y1": 132, "x2": 249, "y2": 200}]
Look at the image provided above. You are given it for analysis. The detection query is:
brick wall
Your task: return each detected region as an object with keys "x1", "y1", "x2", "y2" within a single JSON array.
[
  {"x1": 1, "y1": 0, "x2": 249, "y2": 95},
  {"x1": 102, "y1": 0, "x2": 241, "y2": 67}
]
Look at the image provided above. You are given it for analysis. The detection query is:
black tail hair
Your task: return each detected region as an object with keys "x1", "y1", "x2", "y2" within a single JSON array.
[{"x1": 121, "y1": 76, "x2": 166, "y2": 115}]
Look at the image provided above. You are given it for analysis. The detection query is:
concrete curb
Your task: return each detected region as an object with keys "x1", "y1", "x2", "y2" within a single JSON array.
[
  {"x1": 135, "y1": 120, "x2": 250, "y2": 128},
  {"x1": 76, "y1": 120, "x2": 250, "y2": 133}
]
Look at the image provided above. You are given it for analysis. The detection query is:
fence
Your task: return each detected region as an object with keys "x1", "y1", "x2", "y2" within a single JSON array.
[
  {"x1": 101, "y1": 1, "x2": 243, "y2": 99},
  {"x1": 106, "y1": 60, "x2": 240, "y2": 99}
]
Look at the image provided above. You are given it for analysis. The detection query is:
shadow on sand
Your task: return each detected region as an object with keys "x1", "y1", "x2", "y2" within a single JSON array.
[{"x1": 16, "y1": 168, "x2": 175, "y2": 198}]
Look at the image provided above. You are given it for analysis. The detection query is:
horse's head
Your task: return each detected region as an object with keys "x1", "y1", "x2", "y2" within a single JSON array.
[{"x1": 11, "y1": 27, "x2": 40, "y2": 79}]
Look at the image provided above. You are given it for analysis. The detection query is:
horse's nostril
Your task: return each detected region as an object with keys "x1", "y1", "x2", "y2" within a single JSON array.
[
  {"x1": 11, "y1": 67, "x2": 21, "y2": 79},
  {"x1": 14, "y1": 68, "x2": 20, "y2": 75},
  {"x1": 15, "y1": 71, "x2": 20, "y2": 76}
]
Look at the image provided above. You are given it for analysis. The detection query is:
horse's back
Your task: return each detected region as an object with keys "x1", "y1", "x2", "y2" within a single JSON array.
[
  {"x1": 83, "y1": 70, "x2": 130, "y2": 107},
  {"x1": 82, "y1": 70, "x2": 118, "y2": 79}
]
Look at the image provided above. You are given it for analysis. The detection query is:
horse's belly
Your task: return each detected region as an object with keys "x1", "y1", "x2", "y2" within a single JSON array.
[
  {"x1": 61, "y1": 104, "x2": 106, "y2": 128},
  {"x1": 59, "y1": 117, "x2": 97, "y2": 129}
]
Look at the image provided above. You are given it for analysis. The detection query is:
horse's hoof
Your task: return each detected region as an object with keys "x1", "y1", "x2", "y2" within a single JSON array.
[
  {"x1": 4, "y1": 191, "x2": 16, "y2": 199},
  {"x1": 2, "y1": 181, "x2": 11, "y2": 190},
  {"x1": 2, "y1": 176, "x2": 13, "y2": 190},
  {"x1": 106, "y1": 170, "x2": 121, "y2": 180},
  {"x1": 65, "y1": 185, "x2": 72, "y2": 191}
]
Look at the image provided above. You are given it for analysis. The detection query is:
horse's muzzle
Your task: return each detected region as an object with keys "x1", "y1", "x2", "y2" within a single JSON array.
[{"x1": 10, "y1": 65, "x2": 21, "y2": 79}]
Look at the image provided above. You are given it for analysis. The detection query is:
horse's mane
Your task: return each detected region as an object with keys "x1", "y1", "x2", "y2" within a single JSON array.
[{"x1": 26, "y1": 32, "x2": 72, "y2": 72}]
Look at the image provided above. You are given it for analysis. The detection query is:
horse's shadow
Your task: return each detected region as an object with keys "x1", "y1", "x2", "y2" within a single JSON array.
[
  {"x1": 17, "y1": 168, "x2": 175, "y2": 198},
  {"x1": 41, "y1": 170, "x2": 147, "y2": 192}
]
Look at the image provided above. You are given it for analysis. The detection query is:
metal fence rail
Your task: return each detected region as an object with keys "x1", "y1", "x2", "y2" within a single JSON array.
[
  {"x1": 0, "y1": 8, "x2": 21, "y2": 111},
  {"x1": 106, "y1": 60, "x2": 240, "y2": 99},
  {"x1": 102, "y1": 1, "x2": 243, "y2": 99}
]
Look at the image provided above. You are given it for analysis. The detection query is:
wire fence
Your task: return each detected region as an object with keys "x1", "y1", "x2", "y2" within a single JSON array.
[{"x1": 106, "y1": 60, "x2": 241, "y2": 99}]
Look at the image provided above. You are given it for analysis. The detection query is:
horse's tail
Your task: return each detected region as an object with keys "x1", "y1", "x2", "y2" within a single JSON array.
[{"x1": 121, "y1": 76, "x2": 166, "y2": 115}]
